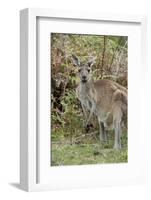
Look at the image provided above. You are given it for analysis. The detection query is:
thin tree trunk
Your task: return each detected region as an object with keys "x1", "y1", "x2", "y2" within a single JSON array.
[{"x1": 101, "y1": 36, "x2": 106, "y2": 78}]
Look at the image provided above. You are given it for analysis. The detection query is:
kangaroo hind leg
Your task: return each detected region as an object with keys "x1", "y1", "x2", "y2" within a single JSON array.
[
  {"x1": 98, "y1": 118, "x2": 107, "y2": 142},
  {"x1": 113, "y1": 106, "x2": 122, "y2": 149}
]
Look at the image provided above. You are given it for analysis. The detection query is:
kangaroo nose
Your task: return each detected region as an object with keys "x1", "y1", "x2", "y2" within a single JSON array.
[{"x1": 82, "y1": 76, "x2": 86, "y2": 79}]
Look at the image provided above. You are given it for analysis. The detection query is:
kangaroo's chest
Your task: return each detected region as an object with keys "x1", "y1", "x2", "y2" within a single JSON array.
[
  {"x1": 77, "y1": 84, "x2": 92, "y2": 109},
  {"x1": 79, "y1": 92, "x2": 92, "y2": 110}
]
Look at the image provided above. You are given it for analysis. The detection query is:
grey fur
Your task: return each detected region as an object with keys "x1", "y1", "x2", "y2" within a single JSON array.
[{"x1": 73, "y1": 55, "x2": 127, "y2": 149}]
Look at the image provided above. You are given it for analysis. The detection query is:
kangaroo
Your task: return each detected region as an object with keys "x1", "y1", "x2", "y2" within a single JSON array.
[{"x1": 72, "y1": 55, "x2": 127, "y2": 149}]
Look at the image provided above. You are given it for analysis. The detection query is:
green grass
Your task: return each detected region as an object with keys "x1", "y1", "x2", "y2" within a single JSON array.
[
  {"x1": 51, "y1": 131, "x2": 128, "y2": 166},
  {"x1": 51, "y1": 102, "x2": 128, "y2": 166},
  {"x1": 51, "y1": 143, "x2": 127, "y2": 166}
]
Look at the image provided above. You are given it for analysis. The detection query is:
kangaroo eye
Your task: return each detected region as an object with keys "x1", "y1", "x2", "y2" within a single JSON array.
[
  {"x1": 78, "y1": 69, "x2": 81, "y2": 72},
  {"x1": 87, "y1": 69, "x2": 90, "y2": 72}
]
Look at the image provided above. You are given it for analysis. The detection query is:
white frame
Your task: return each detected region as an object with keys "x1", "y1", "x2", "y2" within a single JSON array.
[{"x1": 20, "y1": 8, "x2": 147, "y2": 192}]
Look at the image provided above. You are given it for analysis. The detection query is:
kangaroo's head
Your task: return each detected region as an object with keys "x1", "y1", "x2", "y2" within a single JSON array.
[{"x1": 72, "y1": 55, "x2": 95, "y2": 83}]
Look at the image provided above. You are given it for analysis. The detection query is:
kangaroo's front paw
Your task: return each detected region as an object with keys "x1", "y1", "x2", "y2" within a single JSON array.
[
  {"x1": 85, "y1": 123, "x2": 93, "y2": 133},
  {"x1": 85, "y1": 124, "x2": 90, "y2": 133}
]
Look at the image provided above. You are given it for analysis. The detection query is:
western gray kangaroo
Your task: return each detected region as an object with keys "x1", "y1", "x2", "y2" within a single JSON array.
[{"x1": 72, "y1": 55, "x2": 127, "y2": 149}]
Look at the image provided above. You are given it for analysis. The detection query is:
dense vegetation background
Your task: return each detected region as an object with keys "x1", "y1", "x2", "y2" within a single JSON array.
[{"x1": 51, "y1": 33, "x2": 128, "y2": 166}]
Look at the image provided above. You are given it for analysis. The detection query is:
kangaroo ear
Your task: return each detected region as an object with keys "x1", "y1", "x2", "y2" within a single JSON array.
[
  {"x1": 87, "y1": 57, "x2": 96, "y2": 67},
  {"x1": 72, "y1": 54, "x2": 80, "y2": 67},
  {"x1": 87, "y1": 61, "x2": 94, "y2": 67}
]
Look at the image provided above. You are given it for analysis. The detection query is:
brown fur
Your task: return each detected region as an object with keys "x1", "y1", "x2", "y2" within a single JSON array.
[{"x1": 73, "y1": 55, "x2": 127, "y2": 149}]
